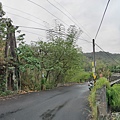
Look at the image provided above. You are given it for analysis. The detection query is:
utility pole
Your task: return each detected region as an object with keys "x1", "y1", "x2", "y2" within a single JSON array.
[{"x1": 92, "y1": 39, "x2": 96, "y2": 83}]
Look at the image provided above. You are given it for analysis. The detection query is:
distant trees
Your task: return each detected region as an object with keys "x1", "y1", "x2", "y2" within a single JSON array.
[
  {"x1": 110, "y1": 65, "x2": 120, "y2": 73},
  {"x1": 84, "y1": 51, "x2": 120, "y2": 79}
]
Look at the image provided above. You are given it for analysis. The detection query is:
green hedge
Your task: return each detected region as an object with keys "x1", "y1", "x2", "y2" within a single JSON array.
[{"x1": 107, "y1": 84, "x2": 120, "y2": 111}]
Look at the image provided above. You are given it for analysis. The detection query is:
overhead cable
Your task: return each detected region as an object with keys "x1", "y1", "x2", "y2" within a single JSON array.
[
  {"x1": 94, "y1": 0, "x2": 111, "y2": 40},
  {"x1": 95, "y1": 43, "x2": 119, "y2": 64},
  {"x1": 7, "y1": 12, "x2": 45, "y2": 27},
  {"x1": 15, "y1": 25, "x2": 67, "y2": 35},
  {"x1": 27, "y1": 0, "x2": 69, "y2": 26},
  {"x1": 3, "y1": 5, "x2": 44, "y2": 22},
  {"x1": 3, "y1": 5, "x2": 54, "y2": 28},
  {"x1": 46, "y1": 0, "x2": 79, "y2": 27},
  {"x1": 21, "y1": 30, "x2": 46, "y2": 37},
  {"x1": 53, "y1": 0, "x2": 92, "y2": 39}
]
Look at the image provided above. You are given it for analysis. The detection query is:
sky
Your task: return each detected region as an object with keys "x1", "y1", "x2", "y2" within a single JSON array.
[{"x1": 1, "y1": 0, "x2": 120, "y2": 53}]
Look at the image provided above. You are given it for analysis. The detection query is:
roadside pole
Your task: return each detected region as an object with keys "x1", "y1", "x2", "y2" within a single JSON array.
[{"x1": 92, "y1": 39, "x2": 96, "y2": 84}]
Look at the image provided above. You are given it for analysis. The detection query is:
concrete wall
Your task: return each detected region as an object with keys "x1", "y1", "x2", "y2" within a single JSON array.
[{"x1": 96, "y1": 86, "x2": 108, "y2": 120}]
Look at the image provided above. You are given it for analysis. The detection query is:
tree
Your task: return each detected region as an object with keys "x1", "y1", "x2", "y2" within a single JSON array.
[
  {"x1": 0, "y1": 2, "x2": 20, "y2": 91},
  {"x1": 32, "y1": 25, "x2": 84, "y2": 86},
  {"x1": 17, "y1": 43, "x2": 41, "y2": 91}
]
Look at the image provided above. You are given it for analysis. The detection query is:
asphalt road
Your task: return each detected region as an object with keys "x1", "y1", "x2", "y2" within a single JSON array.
[{"x1": 0, "y1": 83, "x2": 90, "y2": 120}]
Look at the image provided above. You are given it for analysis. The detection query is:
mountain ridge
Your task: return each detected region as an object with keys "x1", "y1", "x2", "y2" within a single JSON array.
[{"x1": 84, "y1": 51, "x2": 120, "y2": 65}]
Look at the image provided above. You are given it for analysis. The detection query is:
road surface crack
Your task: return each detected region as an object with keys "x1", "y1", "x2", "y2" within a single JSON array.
[
  {"x1": 0, "y1": 108, "x2": 22, "y2": 118},
  {"x1": 40, "y1": 101, "x2": 68, "y2": 120}
]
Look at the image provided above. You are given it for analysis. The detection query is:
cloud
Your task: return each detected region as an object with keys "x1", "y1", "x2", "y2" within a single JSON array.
[{"x1": 1, "y1": 0, "x2": 120, "y2": 53}]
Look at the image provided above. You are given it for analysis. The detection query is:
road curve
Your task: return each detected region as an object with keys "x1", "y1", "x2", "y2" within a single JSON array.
[{"x1": 0, "y1": 83, "x2": 90, "y2": 120}]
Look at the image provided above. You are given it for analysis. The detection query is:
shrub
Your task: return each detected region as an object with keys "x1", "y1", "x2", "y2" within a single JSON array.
[
  {"x1": 95, "y1": 77, "x2": 110, "y2": 89},
  {"x1": 107, "y1": 84, "x2": 120, "y2": 111},
  {"x1": 45, "y1": 81, "x2": 55, "y2": 90},
  {"x1": 0, "y1": 90, "x2": 14, "y2": 96},
  {"x1": 69, "y1": 71, "x2": 92, "y2": 83}
]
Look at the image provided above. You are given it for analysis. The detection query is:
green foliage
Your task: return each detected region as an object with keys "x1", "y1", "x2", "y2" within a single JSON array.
[
  {"x1": 111, "y1": 65, "x2": 120, "y2": 73},
  {"x1": 17, "y1": 44, "x2": 41, "y2": 72},
  {"x1": 16, "y1": 44, "x2": 42, "y2": 91},
  {"x1": 85, "y1": 51, "x2": 120, "y2": 78},
  {"x1": 0, "y1": 5, "x2": 92, "y2": 92},
  {"x1": 107, "y1": 84, "x2": 120, "y2": 111},
  {"x1": 0, "y1": 2, "x2": 5, "y2": 17},
  {"x1": 0, "y1": 78, "x2": 6, "y2": 91},
  {"x1": 85, "y1": 51, "x2": 120, "y2": 66},
  {"x1": 45, "y1": 81, "x2": 55, "y2": 90},
  {"x1": 93, "y1": 78, "x2": 120, "y2": 112},
  {"x1": 16, "y1": 31, "x2": 87, "y2": 91},
  {"x1": 89, "y1": 77, "x2": 120, "y2": 119},
  {"x1": 95, "y1": 77, "x2": 110, "y2": 89},
  {"x1": 66, "y1": 70, "x2": 91, "y2": 83},
  {"x1": 79, "y1": 71, "x2": 91, "y2": 82},
  {"x1": 0, "y1": 90, "x2": 14, "y2": 96}
]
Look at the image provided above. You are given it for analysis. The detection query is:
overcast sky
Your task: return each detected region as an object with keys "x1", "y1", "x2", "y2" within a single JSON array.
[{"x1": 1, "y1": 0, "x2": 120, "y2": 53}]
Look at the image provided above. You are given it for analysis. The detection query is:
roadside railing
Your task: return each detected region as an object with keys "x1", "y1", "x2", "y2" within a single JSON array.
[{"x1": 110, "y1": 79, "x2": 120, "y2": 86}]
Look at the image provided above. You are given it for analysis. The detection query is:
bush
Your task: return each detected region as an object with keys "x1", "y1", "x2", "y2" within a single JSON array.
[
  {"x1": 95, "y1": 77, "x2": 110, "y2": 89},
  {"x1": 107, "y1": 84, "x2": 120, "y2": 111},
  {"x1": 68, "y1": 71, "x2": 92, "y2": 83},
  {"x1": 0, "y1": 90, "x2": 14, "y2": 96},
  {"x1": 45, "y1": 81, "x2": 55, "y2": 90}
]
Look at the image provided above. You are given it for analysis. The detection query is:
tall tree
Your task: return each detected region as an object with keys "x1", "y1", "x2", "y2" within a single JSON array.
[{"x1": 0, "y1": 2, "x2": 20, "y2": 91}]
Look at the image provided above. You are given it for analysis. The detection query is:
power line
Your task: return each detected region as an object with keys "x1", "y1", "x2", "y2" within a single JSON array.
[
  {"x1": 95, "y1": 43, "x2": 119, "y2": 64},
  {"x1": 19, "y1": 24, "x2": 119, "y2": 64},
  {"x1": 3, "y1": 5, "x2": 54, "y2": 28},
  {"x1": 15, "y1": 25, "x2": 92, "y2": 44},
  {"x1": 20, "y1": 30, "x2": 46, "y2": 37},
  {"x1": 92, "y1": 0, "x2": 111, "y2": 75},
  {"x1": 18, "y1": 25, "x2": 93, "y2": 53},
  {"x1": 47, "y1": 0, "x2": 118, "y2": 65},
  {"x1": 20, "y1": 25, "x2": 119, "y2": 64},
  {"x1": 27, "y1": 0, "x2": 69, "y2": 26},
  {"x1": 48, "y1": 0, "x2": 92, "y2": 39},
  {"x1": 6, "y1": 12, "x2": 45, "y2": 27},
  {"x1": 4, "y1": 1, "x2": 92, "y2": 40},
  {"x1": 79, "y1": 36, "x2": 92, "y2": 44},
  {"x1": 46, "y1": 0, "x2": 79, "y2": 26},
  {"x1": 16, "y1": 25, "x2": 119, "y2": 59},
  {"x1": 53, "y1": 0, "x2": 74, "y2": 18},
  {"x1": 94, "y1": 0, "x2": 111, "y2": 40},
  {"x1": 3, "y1": 5, "x2": 44, "y2": 22},
  {"x1": 15, "y1": 25, "x2": 68, "y2": 35}
]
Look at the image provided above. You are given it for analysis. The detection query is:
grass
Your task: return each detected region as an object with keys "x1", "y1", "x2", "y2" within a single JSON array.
[
  {"x1": 107, "y1": 84, "x2": 120, "y2": 112},
  {"x1": 0, "y1": 90, "x2": 15, "y2": 97}
]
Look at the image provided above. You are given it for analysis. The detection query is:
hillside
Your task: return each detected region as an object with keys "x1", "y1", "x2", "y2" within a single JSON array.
[{"x1": 84, "y1": 51, "x2": 120, "y2": 65}]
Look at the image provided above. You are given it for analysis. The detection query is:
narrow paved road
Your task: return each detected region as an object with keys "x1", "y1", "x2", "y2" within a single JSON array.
[{"x1": 0, "y1": 83, "x2": 90, "y2": 120}]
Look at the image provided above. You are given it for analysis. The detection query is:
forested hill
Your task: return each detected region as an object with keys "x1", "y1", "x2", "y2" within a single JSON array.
[{"x1": 84, "y1": 51, "x2": 120, "y2": 65}]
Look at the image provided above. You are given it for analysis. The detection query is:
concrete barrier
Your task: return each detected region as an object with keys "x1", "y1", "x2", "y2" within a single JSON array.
[
  {"x1": 96, "y1": 86, "x2": 108, "y2": 120},
  {"x1": 110, "y1": 79, "x2": 120, "y2": 86}
]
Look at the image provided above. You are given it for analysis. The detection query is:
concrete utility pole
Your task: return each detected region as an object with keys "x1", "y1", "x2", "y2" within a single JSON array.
[{"x1": 92, "y1": 39, "x2": 96, "y2": 83}]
